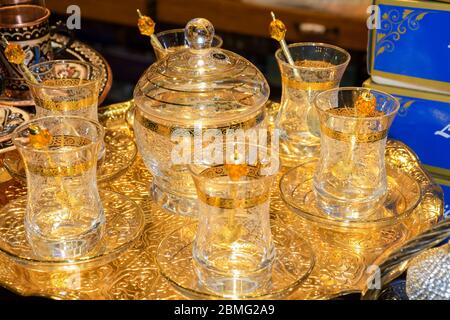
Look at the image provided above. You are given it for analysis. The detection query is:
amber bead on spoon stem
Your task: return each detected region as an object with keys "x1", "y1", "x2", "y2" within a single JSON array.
[
  {"x1": 136, "y1": 9, "x2": 164, "y2": 50},
  {"x1": 269, "y1": 12, "x2": 299, "y2": 78}
]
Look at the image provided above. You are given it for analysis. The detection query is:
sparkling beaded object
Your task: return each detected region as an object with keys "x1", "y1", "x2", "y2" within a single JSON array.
[{"x1": 406, "y1": 243, "x2": 450, "y2": 300}]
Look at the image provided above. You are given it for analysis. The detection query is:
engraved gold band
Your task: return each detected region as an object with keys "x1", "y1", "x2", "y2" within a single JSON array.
[
  {"x1": 197, "y1": 191, "x2": 269, "y2": 209},
  {"x1": 47, "y1": 135, "x2": 92, "y2": 148},
  {"x1": 34, "y1": 95, "x2": 97, "y2": 111},
  {"x1": 321, "y1": 125, "x2": 388, "y2": 143},
  {"x1": 199, "y1": 164, "x2": 262, "y2": 179},
  {"x1": 135, "y1": 109, "x2": 266, "y2": 137},
  {"x1": 27, "y1": 160, "x2": 96, "y2": 177},
  {"x1": 283, "y1": 76, "x2": 336, "y2": 91},
  {"x1": 25, "y1": 135, "x2": 96, "y2": 177},
  {"x1": 195, "y1": 164, "x2": 268, "y2": 209}
]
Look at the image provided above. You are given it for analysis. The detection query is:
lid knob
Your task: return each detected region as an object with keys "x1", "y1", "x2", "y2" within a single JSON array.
[{"x1": 185, "y1": 18, "x2": 215, "y2": 50}]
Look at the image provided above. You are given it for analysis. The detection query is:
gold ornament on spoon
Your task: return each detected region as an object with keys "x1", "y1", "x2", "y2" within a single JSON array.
[
  {"x1": 29, "y1": 125, "x2": 52, "y2": 149},
  {"x1": 4, "y1": 43, "x2": 25, "y2": 65},
  {"x1": 2, "y1": 36, "x2": 38, "y2": 84},
  {"x1": 355, "y1": 91, "x2": 378, "y2": 117},
  {"x1": 136, "y1": 9, "x2": 164, "y2": 50},
  {"x1": 269, "y1": 12, "x2": 299, "y2": 78}
]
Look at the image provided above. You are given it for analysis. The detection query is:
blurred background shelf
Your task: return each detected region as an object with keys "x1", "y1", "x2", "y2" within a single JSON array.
[
  {"x1": 45, "y1": 0, "x2": 369, "y2": 108},
  {"x1": 156, "y1": 0, "x2": 368, "y2": 51}
]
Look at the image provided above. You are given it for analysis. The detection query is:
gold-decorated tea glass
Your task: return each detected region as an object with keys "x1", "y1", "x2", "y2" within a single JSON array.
[
  {"x1": 12, "y1": 116, "x2": 105, "y2": 259},
  {"x1": 26, "y1": 60, "x2": 102, "y2": 120},
  {"x1": 275, "y1": 43, "x2": 350, "y2": 166},
  {"x1": 151, "y1": 28, "x2": 223, "y2": 60},
  {"x1": 189, "y1": 142, "x2": 279, "y2": 297},
  {"x1": 313, "y1": 87, "x2": 400, "y2": 219}
]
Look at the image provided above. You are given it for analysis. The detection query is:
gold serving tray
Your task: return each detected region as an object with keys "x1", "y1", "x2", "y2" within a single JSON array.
[{"x1": 0, "y1": 101, "x2": 443, "y2": 300}]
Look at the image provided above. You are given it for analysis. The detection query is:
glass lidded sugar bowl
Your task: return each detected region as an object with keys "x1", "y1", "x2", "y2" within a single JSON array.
[{"x1": 133, "y1": 18, "x2": 270, "y2": 217}]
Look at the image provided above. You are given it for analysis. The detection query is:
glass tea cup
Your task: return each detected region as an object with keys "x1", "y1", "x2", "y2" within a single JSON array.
[
  {"x1": 189, "y1": 142, "x2": 280, "y2": 297},
  {"x1": 12, "y1": 116, "x2": 105, "y2": 259},
  {"x1": 27, "y1": 60, "x2": 105, "y2": 158},
  {"x1": 313, "y1": 87, "x2": 400, "y2": 219},
  {"x1": 275, "y1": 43, "x2": 350, "y2": 165},
  {"x1": 26, "y1": 60, "x2": 102, "y2": 120},
  {"x1": 152, "y1": 28, "x2": 223, "y2": 60}
]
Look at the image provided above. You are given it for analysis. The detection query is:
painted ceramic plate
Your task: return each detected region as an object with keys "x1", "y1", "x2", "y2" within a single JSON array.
[
  {"x1": 0, "y1": 34, "x2": 112, "y2": 107},
  {"x1": 0, "y1": 105, "x2": 30, "y2": 154}
]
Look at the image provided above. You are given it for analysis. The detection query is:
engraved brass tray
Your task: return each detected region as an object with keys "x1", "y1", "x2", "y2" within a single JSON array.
[{"x1": 0, "y1": 101, "x2": 443, "y2": 300}]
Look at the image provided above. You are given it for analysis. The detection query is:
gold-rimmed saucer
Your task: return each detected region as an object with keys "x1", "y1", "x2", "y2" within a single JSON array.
[
  {"x1": 0, "y1": 190, "x2": 144, "y2": 272},
  {"x1": 156, "y1": 222, "x2": 315, "y2": 300}
]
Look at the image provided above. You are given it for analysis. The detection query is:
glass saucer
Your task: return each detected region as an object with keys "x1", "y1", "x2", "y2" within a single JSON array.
[
  {"x1": 3, "y1": 129, "x2": 137, "y2": 183},
  {"x1": 279, "y1": 160, "x2": 422, "y2": 229},
  {"x1": 0, "y1": 190, "x2": 145, "y2": 272},
  {"x1": 156, "y1": 221, "x2": 315, "y2": 300}
]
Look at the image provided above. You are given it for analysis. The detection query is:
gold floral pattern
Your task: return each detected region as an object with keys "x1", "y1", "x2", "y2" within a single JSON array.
[
  {"x1": 376, "y1": 9, "x2": 429, "y2": 56},
  {"x1": 397, "y1": 98, "x2": 416, "y2": 117}
]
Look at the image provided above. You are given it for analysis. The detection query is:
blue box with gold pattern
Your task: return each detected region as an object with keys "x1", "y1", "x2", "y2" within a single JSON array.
[
  {"x1": 368, "y1": 0, "x2": 450, "y2": 94},
  {"x1": 364, "y1": 79, "x2": 450, "y2": 212},
  {"x1": 363, "y1": 79, "x2": 450, "y2": 177}
]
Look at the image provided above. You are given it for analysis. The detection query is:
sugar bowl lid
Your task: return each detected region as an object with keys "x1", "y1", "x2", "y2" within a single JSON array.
[{"x1": 134, "y1": 18, "x2": 270, "y2": 126}]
